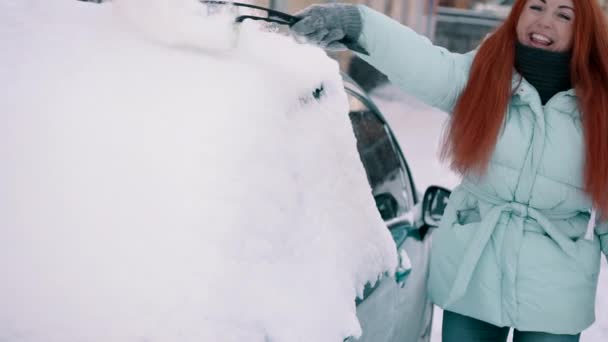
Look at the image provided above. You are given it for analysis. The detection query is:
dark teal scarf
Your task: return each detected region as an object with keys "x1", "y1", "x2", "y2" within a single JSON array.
[{"x1": 514, "y1": 41, "x2": 572, "y2": 104}]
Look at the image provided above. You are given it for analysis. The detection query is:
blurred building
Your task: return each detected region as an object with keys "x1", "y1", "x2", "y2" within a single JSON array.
[
  {"x1": 262, "y1": 0, "x2": 437, "y2": 37},
  {"x1": 254, "y1": 0, "x2": 608, "y2": 89}
]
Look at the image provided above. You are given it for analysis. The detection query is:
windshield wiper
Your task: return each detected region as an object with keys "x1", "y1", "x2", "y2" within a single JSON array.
[{"x1": 200, "y1": 1, "x2": 369, "y2": 55}]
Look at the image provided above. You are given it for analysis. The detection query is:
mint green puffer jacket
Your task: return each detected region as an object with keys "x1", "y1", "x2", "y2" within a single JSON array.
[{"x1": 354, "y1": 5, "x2": 608, "y2": 334}]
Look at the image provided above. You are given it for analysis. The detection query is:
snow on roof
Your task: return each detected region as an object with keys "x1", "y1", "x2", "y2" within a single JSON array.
[{"x1": 0, "y1": 1, "x2": 398, "y2": 341}]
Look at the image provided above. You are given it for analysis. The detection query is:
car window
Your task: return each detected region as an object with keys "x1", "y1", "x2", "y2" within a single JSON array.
[{"x1": 347, "y1": 91, "x2": 414, "y2": 221}]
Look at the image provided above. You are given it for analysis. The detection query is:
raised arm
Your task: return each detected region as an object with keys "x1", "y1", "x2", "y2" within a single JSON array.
[
  {"x1": 291, "y1": 4, "x2": 474, "y2": 112},
  {"x1": 355, "y1": 5, "x2": 472, "y2": 112}
]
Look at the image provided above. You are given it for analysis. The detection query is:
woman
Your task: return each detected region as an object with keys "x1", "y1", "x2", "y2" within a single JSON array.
[{"x1": 291, "y1": 0, "x2": 608, "y2": 341}]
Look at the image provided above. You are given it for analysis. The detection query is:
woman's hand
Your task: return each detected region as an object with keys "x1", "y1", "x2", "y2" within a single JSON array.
[{"x1": 290, "y1": 3, "x2": 362, "y2": 52}]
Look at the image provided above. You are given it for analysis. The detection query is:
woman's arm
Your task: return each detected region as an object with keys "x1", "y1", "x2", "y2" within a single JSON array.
[{"x1": 355, "y1": 5, "x2": 473, "y2": 113}]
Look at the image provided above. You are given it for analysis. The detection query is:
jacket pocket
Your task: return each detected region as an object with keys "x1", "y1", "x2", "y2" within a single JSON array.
[{"x1": 456, "y1": 206, "x2": 481, "y2": 225}]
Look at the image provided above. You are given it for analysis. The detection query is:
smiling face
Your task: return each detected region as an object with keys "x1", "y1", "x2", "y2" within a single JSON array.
[{"x1": 516, "y1": 0, "x2": 575, "y2": 52}]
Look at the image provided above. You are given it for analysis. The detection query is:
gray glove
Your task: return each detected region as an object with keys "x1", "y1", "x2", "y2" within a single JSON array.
[{"x1": 290, "y1": 3, "x2": 364, "y2": 53}]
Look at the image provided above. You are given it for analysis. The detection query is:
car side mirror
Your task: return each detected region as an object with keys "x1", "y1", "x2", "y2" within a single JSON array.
[{"x1": 421, "y1": 186, "x2": 451, "y2": 228}]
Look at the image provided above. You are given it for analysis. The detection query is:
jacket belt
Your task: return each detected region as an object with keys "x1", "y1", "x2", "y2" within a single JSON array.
[{"x1": 444, "y1": 183, "x2": 582, "y2": 307}]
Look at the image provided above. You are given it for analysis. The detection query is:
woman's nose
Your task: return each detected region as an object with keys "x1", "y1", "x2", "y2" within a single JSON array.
[{"x1": 537, "y1": 12, "x2": 553, "y2": 28}]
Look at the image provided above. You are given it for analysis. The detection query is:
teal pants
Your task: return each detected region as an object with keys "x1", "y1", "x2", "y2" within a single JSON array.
[{"x1": 442, "y1": 310, "x2": 581, "y2": 342}]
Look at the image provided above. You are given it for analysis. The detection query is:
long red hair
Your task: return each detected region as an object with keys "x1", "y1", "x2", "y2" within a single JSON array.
[{"x1": 442, "y1": 0, "x2": 608, "y2": 214}]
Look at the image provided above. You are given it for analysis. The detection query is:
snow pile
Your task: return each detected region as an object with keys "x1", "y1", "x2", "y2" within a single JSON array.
[
  {"x1": 113, "y1": 0, "x2": 238, "y2": 52},
  {"x1": 0, "y1": 0, "x2": 397, "y2": 341}
]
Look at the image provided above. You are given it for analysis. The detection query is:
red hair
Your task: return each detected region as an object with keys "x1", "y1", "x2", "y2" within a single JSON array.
[{"x1": 442, "y1": 0, "x2": 608, "y2": 214}]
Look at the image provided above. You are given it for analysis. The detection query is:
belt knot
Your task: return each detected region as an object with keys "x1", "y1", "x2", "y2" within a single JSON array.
[{"x1": 508, "y1": 202, "x2": 529, "y2": 218}]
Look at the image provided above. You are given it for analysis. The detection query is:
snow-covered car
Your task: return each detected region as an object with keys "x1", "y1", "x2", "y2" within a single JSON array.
[
  {"x1": 343, "y1": 75, "x2": 451, "y2": 342},
  {"x1": 0, "y1": 1, "x2": 449, "y2": 341}
]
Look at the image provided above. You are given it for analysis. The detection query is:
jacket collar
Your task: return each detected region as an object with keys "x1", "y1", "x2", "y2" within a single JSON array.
[{"x1": 511, "y1": 70, "x2": 576, "y2": 108}]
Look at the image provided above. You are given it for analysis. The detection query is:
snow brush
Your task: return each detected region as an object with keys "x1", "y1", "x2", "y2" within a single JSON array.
[{"x1": 200, "y1": 0, "x2": 369, "y2": 55}]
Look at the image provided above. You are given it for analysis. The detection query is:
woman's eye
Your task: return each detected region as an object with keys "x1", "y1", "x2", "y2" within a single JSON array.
[
  {"x1": 530, "y1": 5, "x2": 543, "y2": 11},
  {"x1": 558, "y1": 13, "x2": 571, "y2": 20}
]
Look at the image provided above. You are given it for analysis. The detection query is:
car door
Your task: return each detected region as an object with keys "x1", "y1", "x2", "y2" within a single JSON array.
[{"x1": 343, "y1": 78, "x2": 434, "y2": 342}]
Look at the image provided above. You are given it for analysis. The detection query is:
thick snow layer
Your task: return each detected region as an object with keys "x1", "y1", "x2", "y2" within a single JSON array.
[{"x1": 0, "y1": 1, "x2": 398, "y2": 341}]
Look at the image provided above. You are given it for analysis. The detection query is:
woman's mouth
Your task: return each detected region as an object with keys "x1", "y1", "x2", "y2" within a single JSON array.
[{"x1": 529, "y1": 33, "x2": 554, "y2": 48}]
